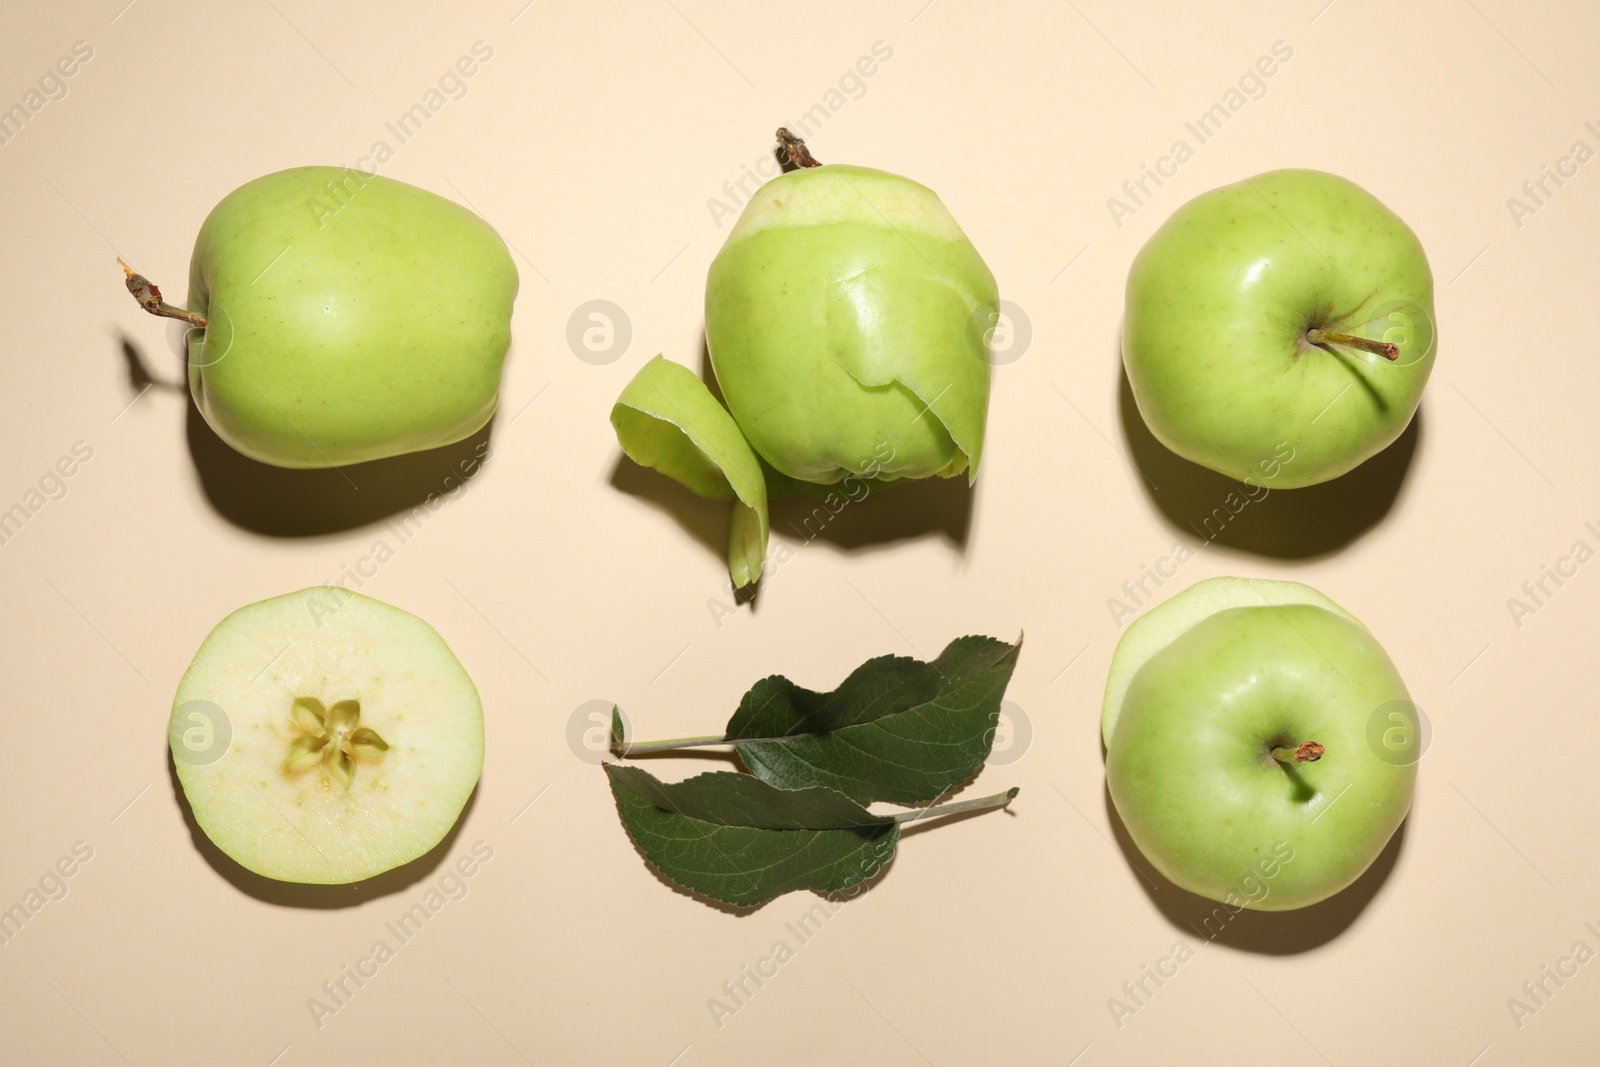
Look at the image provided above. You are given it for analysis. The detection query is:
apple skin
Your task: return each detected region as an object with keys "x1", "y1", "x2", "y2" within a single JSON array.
[
  {"x1": 1106, "y1": 599, "x2": 1415, "y2": 911},
  {"x1": 705, "y1": 164, "x2": 996, "y2": 486},
  {"x1": 185, "y1": 167, "x2": 518, "y2": 468},
  {"x1": 1124, "y1": 169, "x2": 1435, "y2": 488}
]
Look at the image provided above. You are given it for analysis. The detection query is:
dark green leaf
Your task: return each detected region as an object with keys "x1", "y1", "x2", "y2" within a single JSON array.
[
  {"x1": 723, "y1": 635, "x2": 1022, "y2": 804},
  {"x1": 605, "y1": 764, "x2": 898, "y2": 908}
]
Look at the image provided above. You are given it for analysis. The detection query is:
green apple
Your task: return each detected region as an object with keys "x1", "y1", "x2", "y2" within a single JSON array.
[
  {"x1": 126, "y1": 166, "x2": 518, "y2": 467},
  {"x1": 705, "y1": 157, "x2": 996, "y2": 485},
  {"x1": 611, "y1": 130, "x2": 998, "y2": 587},
  {"x1": 1103, "y1": 576, "x2": 1417, "y2": 911},
  {"x1": 170, "y1": 588, "x2": 484, "y2": 883},
  {"x1": 1123, "y1": 170, "x2": 1435, "y2": 488}
]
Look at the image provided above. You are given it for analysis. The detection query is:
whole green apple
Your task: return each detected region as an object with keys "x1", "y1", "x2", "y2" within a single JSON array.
[
  {"x1": 611, "y1": 130, "x2": 997, "y2": 587},
  {"x1": 126, "y1": 166, "x2": 518, "y2": 468},
  {"x1": 1123, "y1": 170, "x2": 1435, "y2": 488},
  {"x1": 1103, "y1": 577, "x2": 1417, "y2": 911}
]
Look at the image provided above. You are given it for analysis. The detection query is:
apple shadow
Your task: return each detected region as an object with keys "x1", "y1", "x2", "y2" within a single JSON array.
[
  {"x1": 168, "y1": 746, "x2": 477, "y2": 909},
  {"x1": 697, "y1": 336, "x2": 977, "y2": 556},
  {"x1": 608, "y1": 453, "x2": 732, "y2": 562},
  {"x1": 1102, "y1": 782, "x2": 1408, "y2": 955},
  {"x1": 185, "y1": 399, "x2": 497, "y2": 538},
  {"x1": 115, "y1": 336, "x2": 499, "y2": 537},
  {"x1": 769, "y1": 475, "x2": 973, "y2": 553},
  {"x1": 697, "y1": 337, "x2": 972, "y2": 550},
  {"x1": 607, "y1": 336, "x2": 975, "y2": 595},
  {"x1": 1116, "y1": 361, "x2": 1422, "y2": 560},
  {"x1": 117, "y1": 332, "x2": 186, "y2": 396}
]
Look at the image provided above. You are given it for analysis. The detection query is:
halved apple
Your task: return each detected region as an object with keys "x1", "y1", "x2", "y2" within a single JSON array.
[{"x1": 170, "y1": 588, "x2": 484, "y2": 884}]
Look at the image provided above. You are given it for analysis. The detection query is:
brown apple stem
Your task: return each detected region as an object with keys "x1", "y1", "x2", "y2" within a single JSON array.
[
  {"x1": 776, "y1": 127, "x2": 822, "y2": 170},
  {"x1": 1307, "y1": 329, "x2": 1397, "y2": 361},
  {"x1": 119, "y1": 258, "x2": 206, "y2": 329},
  {"x1": 1272, "y1": 741, "x2": 1325, "y2": 764}
]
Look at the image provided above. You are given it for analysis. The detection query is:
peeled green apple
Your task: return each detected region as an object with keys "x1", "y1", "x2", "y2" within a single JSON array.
[
  {"x1": 1103, "y1": 577, "x2": 1417, "y2": 911},
  {"x1": 1124, "y1": 170, "x2": 1435, "y2": 488},
  {"x1": 704, "y1": 158, "x2": 995, "y2": 485},
  {"x1": 126, "y1": 166, "x2": 518, "y2": 467},
  {"x1": 611, "y1": 130, "x2": 998, "y2": 586},
  {"x1": 170, "y1": 588, "x2": 484, "y2": 883}
]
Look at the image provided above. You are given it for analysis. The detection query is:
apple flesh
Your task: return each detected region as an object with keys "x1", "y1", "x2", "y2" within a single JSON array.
[
  {"x1": 705, "y1": 163, "x2": 996, "y2": 485},
  {"x1": 1104, "y1": 577, "x2": 1416, "y2": 910},
  {"x1": 185, "y1": 167, "x2": 518, "y2": 468},
  {"x1": 171, "y1": 588, "x2": 484, "y2": 883},
  {"x1": 1123, "y1": 169, "x2": 1435, "y2": 488}
]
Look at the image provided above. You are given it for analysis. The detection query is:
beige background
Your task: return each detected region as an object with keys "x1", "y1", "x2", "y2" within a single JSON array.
[{"x1": 3, "y1": 0, "x2": 1598, "y2": 1064}]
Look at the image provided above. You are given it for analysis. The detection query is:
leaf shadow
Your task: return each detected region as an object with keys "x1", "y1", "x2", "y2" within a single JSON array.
[
  {"x1": 168, "y1": 745, "x2": 477, "y2": 909},
  {"x1": 1115, "y1": 333, "x2": 1422, "y2": 559},
  {"x1": 1102, "y1": 781, "x2": 1408, "y2": 955}
]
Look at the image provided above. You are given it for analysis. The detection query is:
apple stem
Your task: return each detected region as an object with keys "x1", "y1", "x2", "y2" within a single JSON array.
[
  {"x1": 119, "y1": 258, "x2": 207, "y2": 329},
  {"x1": 1307, "y1": 328, "x2": 1397, "y2": 361},
  {"x1": 890, "y1": 788, "x2": 1020, "y2": 824},
  {"x1": 776, "y1": 128, "x2": 822, "y2": 170},
  {"x1": 1272, "y1": 741, "x2": 1325, "y2": 764}
]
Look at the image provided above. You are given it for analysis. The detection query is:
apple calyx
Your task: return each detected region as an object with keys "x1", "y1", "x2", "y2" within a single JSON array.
[
  {"x1": 1306, "y1": 328, "x2": 1398, "y2": 362},
  {"x1": 119, "y1": 258, "x2": 207, "y2": 329},
  {"x1": 775, "y1": 127, "x2": 822, "y2": 170},
  {"x1": 1271, "y1": 741, "x2": 1325, "y2": 764},
  {"x1": 284, "y1": 696, "x2": 389, "y2": 789}
]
